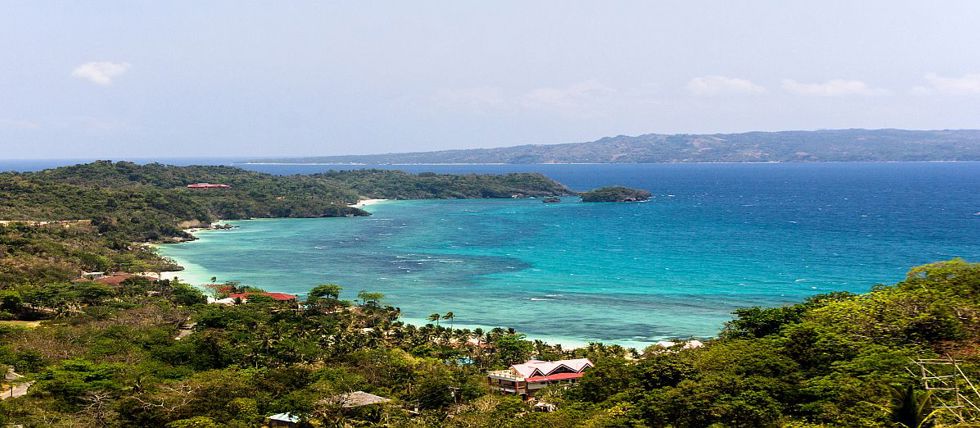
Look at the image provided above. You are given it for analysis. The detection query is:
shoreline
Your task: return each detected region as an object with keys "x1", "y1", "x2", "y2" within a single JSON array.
[
  {"x1": 349, "y1": 198, "x2": 388, "y2": 209},
  {"x1": 154, "y1": 221, "x2": 678, "y2": 350},
  {"x1": 157, "y1": 199, "x2": 391, "y2": 284}
]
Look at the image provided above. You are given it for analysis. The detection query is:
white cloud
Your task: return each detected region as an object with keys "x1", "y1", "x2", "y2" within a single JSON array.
[
  {"x1": 432, "y1": 80, "x2": 640, "y2": 118},
  {"x1": 433, "y1": 87, "x2": 506, "y2": 112},
  {"x1": 519, "y1": 80, "x2": 616, "y2": 116},
  {"x1": 918, "y1": 73, "x2": 980, "y2": 95},
  {"x1": 781, "y1": 79, "x2": 886, "y2": 96},
  {"x1": 71, "y1": 61, "x2": 131, "y2": 85},
  {"x1": 687, "y1": 76, "x2": 766, "y2": 96}
]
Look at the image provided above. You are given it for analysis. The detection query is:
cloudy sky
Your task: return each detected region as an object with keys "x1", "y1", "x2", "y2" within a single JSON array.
[{"x1": 2, "y1": 1, "x2": 980, "y2": 159}]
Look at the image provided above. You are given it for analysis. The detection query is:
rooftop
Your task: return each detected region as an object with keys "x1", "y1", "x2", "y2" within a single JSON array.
[
  {"x1": 511, "y1": 358, "x2": 593, "y2": 378},
  {"x1": 326, "y1": 391, "x2": 391, "y2": 408},
  {"x1": 228, "y1": 292, "x2": 297, "y2": 301},
  {"x1": 489, "y1": 358, "x2": 594, "y2": 381}
]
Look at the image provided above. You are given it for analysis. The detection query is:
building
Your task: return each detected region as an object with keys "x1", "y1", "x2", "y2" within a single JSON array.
[
  {"x1": 186, "y1": 183, "x2": 231, "y2": 189},
  {"x1": 267, "y1": 412, "x2": 300, "y2": 427},
  {"x1": 81, "y1": 271, "x2": 105, "y2": 280},
  {"x1": 83, "y1": 272, "x2": 155, "y2": 286},
  {"x1": 326, "y1": 391, "x2": 391, "y2": 408},
  {"x1": 211, "y1": 292, "x2": 298, "y2": 305},
  {"x1": 227, "y1": 292, "x2": 297, "y2": 302},
  {"x1": 487, "y1": 358, "x2": 593, "y2": 398}
]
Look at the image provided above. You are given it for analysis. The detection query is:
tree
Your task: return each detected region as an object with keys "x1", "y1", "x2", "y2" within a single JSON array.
[
  {"x1": 442, "y1": 311, "x2": 455, "y2": 329},
  {"x1": 492, "y1": 333, "x2": 533, "y2": 366},
  {"x1": 172, "y1": 283, "x2": 207, "y2": 306},
  {"x1": 888, "y1": 384, "x2": 936, "y2": 428},
  {"x1": 428, "y1": 313, "x2": 441, "y2": 327},
  {"x1": 310, "y1": 284, "x2": 342, "y2": 300},
  {"x1": 357, "y1": 290, "x2": 384, "y2": 307},
  {"x1": 308, "y1": 284, "x2": 344, "y2": 309}
]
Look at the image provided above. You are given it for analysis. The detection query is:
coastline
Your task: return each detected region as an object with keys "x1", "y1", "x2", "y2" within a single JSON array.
[
  {"x1": 349, "y1": 198, "x2": 388, "y2": 209},
  {"x1": 158, "y1": 199, "x2": 389, "y2": 284},
  {"x1": 154, "y1": 216, "x2": 675, "y2": 350}
]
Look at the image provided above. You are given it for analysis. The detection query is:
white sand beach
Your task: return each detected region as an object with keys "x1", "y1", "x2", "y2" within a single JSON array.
[{"x1": 350, "y1": 199, "x2": 388, "y2": 209}]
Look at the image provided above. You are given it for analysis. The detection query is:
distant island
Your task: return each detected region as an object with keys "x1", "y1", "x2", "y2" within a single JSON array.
[
  {"x1": 253, "y1": 129, "x2": 980, "y2": 164},
  {"x1": 581, "y1": 186, "x2": 652, "y2": 202}
]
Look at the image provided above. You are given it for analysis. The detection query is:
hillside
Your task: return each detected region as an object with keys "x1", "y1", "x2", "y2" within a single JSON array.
[
  {"x1": 0, "y1": 161, "x2": 573, "y2": 243},
  {"x1": 256, "y1": 129, "x2": 980, "y2": 164}
]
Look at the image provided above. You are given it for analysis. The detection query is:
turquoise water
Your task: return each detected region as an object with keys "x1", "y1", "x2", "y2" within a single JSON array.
[{"x1": 158, "y1": 163, "x2": 980, "y2": 348}]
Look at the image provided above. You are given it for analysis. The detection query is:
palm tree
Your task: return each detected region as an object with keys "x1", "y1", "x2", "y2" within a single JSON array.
[
  {"x1": 442, "y1": 311, "x2": 455, "y2": 330},
  {"x1": 888, "y1": 384, "x2": 936, "y2": 428},
  {"x1": 428, "y1": 313, "x2": 441, "y2": 327}
]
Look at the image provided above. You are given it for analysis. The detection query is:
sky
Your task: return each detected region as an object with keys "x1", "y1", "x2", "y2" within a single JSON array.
[{"x1": 2, "y1": 1, "x2": 980, "y2": 159}]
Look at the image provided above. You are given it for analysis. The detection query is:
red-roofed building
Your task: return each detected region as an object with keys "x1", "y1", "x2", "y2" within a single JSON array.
[
  {"x1": 227, "y1": 292, "x2": 297, "y2": 302},
  {"x1": 487, "y1": 358, "x2": 593, "y2": 398},
  {"x1": 93, "y1": 273, "x2": 154, "y2": 286},
  {"x1": 186, "y1": 183, "x2": 231, "y2": 189}
]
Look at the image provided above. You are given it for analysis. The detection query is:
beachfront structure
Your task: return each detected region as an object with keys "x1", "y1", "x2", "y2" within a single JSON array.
[
  {"x1": 186, "y1": 183, "x2": 231, "y2": 189},
  {"x1": 487, "y1": 358, "x2": 593, "y2": 398},
  {"x1": 210, "y1": 292, "x2": 298, "y2": 305},
  {"x1": 267, "y1": 412, "x2": 300, "y2": 427},
  {"x1": 227, "y1": 292, "x2": 297, "y2": 302},
  {"x1": 79, "y1": 272, "x2": 155, "y2": 286}
]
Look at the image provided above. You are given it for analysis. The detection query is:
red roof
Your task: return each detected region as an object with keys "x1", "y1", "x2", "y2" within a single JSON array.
[
  {"x1": 95, "y1": 273, "x2": 153, "y2": 286},
  {"x1": 228, "y1": 292, "x2": 296, "y2": 301},
  {"x1": 526, "y1": 372, "x2": 586, "y2": 383}
]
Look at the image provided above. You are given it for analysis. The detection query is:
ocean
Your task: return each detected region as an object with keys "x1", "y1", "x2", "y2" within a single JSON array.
[{"x1": 147, "y1": 162, "x2": 980, "y2": 348}]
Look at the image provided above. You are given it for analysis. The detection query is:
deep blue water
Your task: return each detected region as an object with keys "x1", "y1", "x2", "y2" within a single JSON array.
[{"x1": 142, "y1": 161, "x2": 980, "y2": 348}]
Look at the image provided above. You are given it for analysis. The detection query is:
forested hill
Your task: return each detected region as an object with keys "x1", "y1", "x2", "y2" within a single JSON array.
[
  {"x1": 0, "y1": 161, "x2": 572, "y2": 242},
  {"x1": 258, "y1": 129, "x2": 980, "y2": 164}
]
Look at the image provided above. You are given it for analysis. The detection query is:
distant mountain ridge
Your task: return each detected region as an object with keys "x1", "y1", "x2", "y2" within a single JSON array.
[{"x1": 255, "y1": 129, "x2": 980, "y2": 164}]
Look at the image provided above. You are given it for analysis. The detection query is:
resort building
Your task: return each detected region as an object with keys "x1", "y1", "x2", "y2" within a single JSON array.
[
  {"x1": 266, "y1": 412, "x2": 300, "y2": 427},
  {"x1": 487, "y1": 358, "x2": 593, "y2": 398},
  {"x1": 77, "y1": 272, "x2": 156, "y2": 286},
  {"x1": 211, "y1": 292, "x2": 299, "y2": 305},
  {"x1": 227, "y1": 292, "x2": 297, "y2": 302},
  {"x1": 186, "y1": 183, "x2": 231, "y2": 189},
  {"x1": 326, "y1": 391, "x2": 391, "y2": 408}
]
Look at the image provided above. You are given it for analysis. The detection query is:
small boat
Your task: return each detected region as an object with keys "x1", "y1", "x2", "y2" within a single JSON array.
[{"x1": 542, "y1": 197, "x2": 561, "y2": 203}]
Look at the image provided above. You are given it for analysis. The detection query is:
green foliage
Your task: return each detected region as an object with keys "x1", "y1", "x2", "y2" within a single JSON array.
[
  {"x1": 0, "y1": 163, "x2": 976, "y2": 428},
  {"x1": 167, "y1": 416, "x2": 225, "y2": 428},
  {"x1": 580, "y1": 186, "x2": 651, "y2": 202},
  {"x1": 357, "y1": 290, "x2": 384, "y2": 307},
  {"x1": 491, "y1": 333, "x2": 535, "y2": 367},
  {"x1": 34, "y1": 359, "x2": 123, "y2": 407},
  {"x1": 172, "y1": 282, "x2": 207, "y2": 306}
]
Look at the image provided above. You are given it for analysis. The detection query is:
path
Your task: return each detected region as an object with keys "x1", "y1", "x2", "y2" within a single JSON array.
[{"x1": 1, "y1": 370, "x2": 33, "y2": 400}]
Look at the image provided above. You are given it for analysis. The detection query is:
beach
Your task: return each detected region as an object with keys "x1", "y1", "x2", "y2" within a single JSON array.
[{"x1": 349, "y1": 198, "x2": 388, "y2": 208}]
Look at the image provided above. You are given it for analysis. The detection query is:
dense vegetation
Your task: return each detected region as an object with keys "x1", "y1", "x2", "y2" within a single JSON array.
[
  {"x1": 580, "y1": 186, "x2": 652, "y2": 202},
  {"x1": 256, "y1": 129, "x2": 980, "y2": 164},
  {"x1": 1, "y1": 162, "x2": 977, "y2": 426},
  {"x1": 0, "y1": 161, "x2": 572, "y2": 242},
  {"x1": 1, "y1": 257, "x2": 977, "y2": 426}
]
